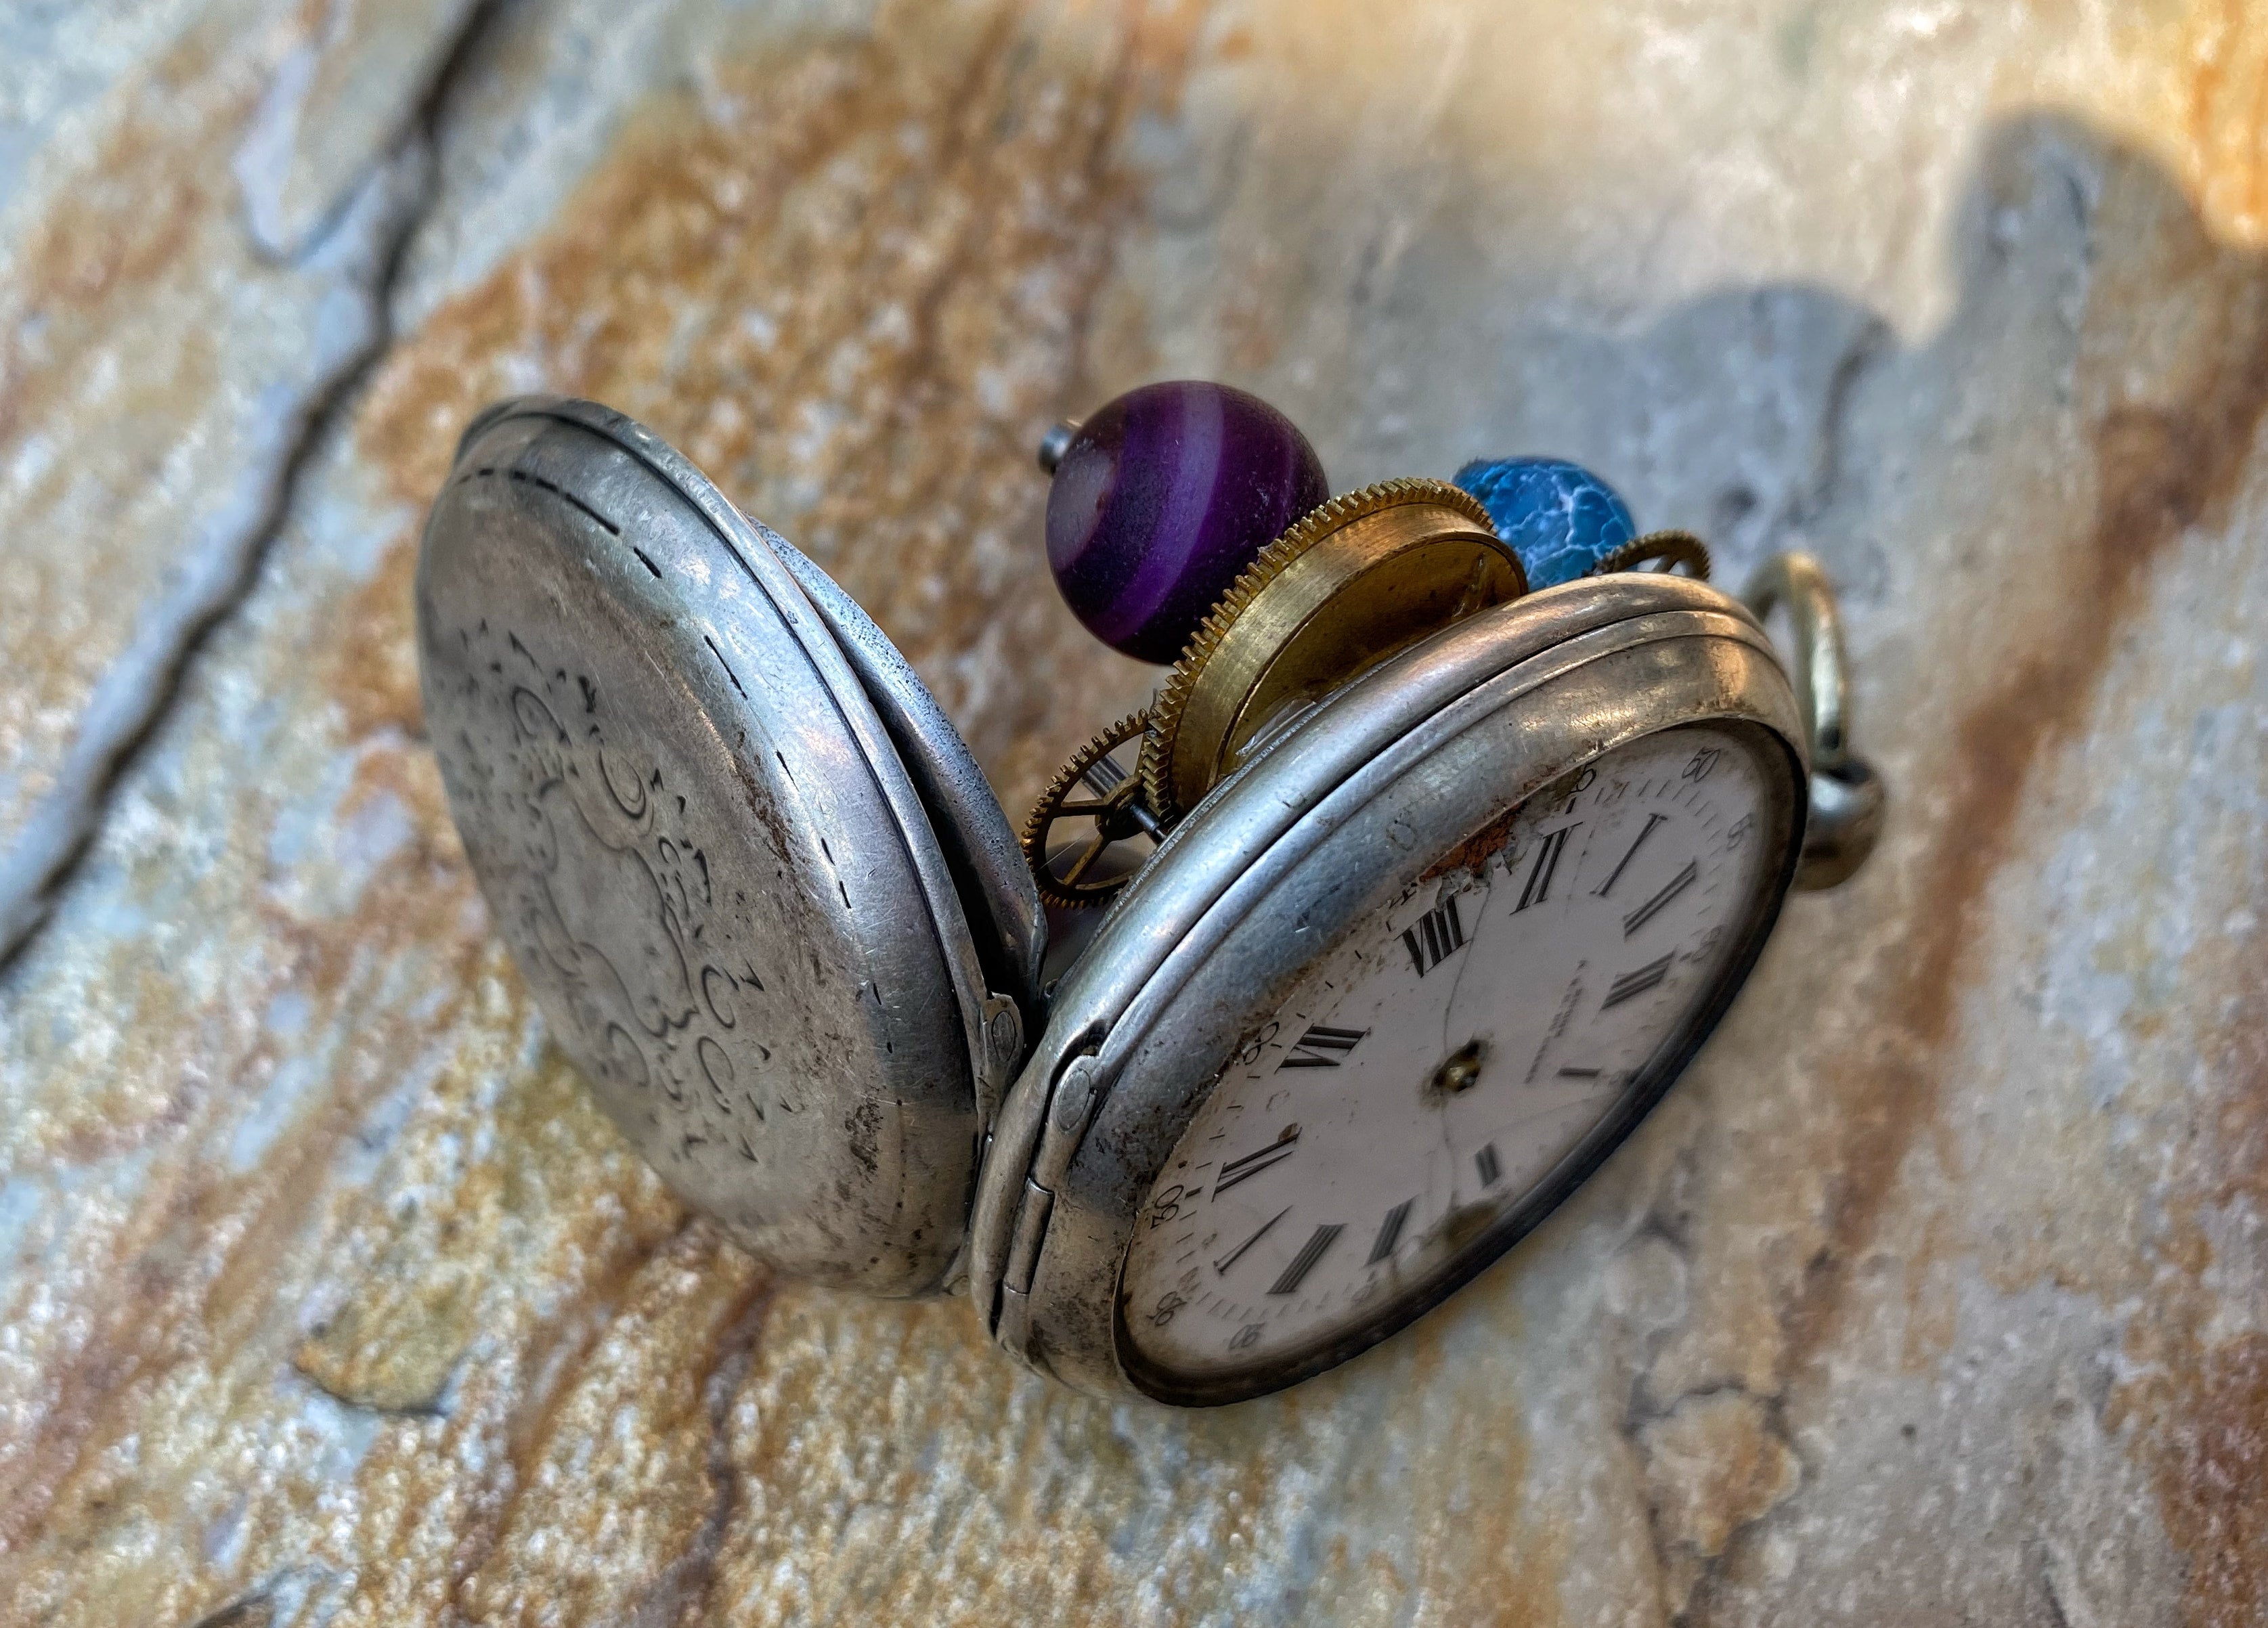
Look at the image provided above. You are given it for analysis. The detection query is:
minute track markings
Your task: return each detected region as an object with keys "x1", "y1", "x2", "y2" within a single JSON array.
[{"x1": 1116, "y1": 727, "x2": 1781, "y2": 1379}]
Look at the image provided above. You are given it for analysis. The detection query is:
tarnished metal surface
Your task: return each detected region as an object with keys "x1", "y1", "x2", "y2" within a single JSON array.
[
  {"x1": 418, "y1": 400, "x2": 995, "y2": 1294},
  {"x1": 990, "y1": 590, "x2": 1807, "y2": 1404},
  {"x1": 5, "y1": 1, "x2": 2268, "y2": 1623}
]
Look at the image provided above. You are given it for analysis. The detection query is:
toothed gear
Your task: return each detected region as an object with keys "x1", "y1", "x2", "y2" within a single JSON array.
[
  {"x1": 1141, "y1": 478, "x2": 1517, "y2": 823},
  {"x1": 1588, "y1": 529, "x2": 1711, "y2": 579},
  {"x1": 1021, "y1": 713, "x2": 1162, "y2": 908}
]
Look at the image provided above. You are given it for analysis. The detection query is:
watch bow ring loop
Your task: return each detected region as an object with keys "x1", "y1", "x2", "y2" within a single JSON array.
[{"x1": 1743, "y1": 550, "x2": 1885, "y2": 890}]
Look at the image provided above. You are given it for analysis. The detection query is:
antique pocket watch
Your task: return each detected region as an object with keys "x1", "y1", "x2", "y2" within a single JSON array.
[{"x1": 418, "y1": 391, "x2": 1881, "y2": 1406}]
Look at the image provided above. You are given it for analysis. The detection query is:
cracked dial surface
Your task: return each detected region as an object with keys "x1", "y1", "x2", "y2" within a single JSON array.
[{"x1": 1118, "y1": 724, "x2": 1777, "y2": 1390}]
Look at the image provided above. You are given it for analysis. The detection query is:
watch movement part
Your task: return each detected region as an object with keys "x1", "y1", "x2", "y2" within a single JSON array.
[
  {"x1": 1591, "y1": 529, "x2": 1712, "y2": 579},
  {"x1": 1142, "y1": 477, "x2": 1523, "y2": 822},
  {"x1": 1021, "y1": 713, "x2": 1161, "y2": 908}
]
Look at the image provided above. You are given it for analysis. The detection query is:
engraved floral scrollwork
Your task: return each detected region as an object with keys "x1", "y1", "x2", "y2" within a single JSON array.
[{"x1": 437, "y1": 616, "x2": 785, "y2": 1174}]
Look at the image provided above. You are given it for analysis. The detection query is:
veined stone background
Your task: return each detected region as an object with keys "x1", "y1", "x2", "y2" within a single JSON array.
[{"x1": 3, "y1": 0, "x2": 2267, "y2": 1621}]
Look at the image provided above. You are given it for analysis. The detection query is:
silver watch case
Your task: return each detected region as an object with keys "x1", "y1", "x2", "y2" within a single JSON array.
[
  {"x1": 417, "y1": 397, "x2": 1034, "y2": 1295},
  {"x1": 418, "y1": 401, "x2": 1812, "y2": 1397},
  {"x1": 969, "y1": 574, "x2": 1808, "y2": 1403}
]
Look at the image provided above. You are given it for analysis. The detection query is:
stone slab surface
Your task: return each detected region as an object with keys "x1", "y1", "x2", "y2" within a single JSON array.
[{"x1": 4, "y1": 1, "x2": 2267, "y2": 1623}]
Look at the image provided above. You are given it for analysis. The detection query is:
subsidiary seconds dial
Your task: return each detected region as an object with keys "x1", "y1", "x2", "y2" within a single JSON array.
[{"x1": 1118, "y1": 724, "x2": 1779, "y2": 1383}]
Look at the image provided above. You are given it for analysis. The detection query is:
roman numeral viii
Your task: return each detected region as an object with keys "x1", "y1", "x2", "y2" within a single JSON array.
[
  {"x1": 1515, "y1": 825, "x2": 1579, "y2": 911},
  {"x1": 1602, "y1": 954, "x2": 1674, "y2": 1011},
  {"x1": 1403, "y1": 896, "x2": 1466, "y2": 977},
  {"x1": 1279, "y1": 1026, "x2": 1367, "y2": 1069}
]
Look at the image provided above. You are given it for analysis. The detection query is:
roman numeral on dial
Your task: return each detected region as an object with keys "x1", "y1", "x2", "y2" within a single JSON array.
[
  {"x1": 1602, "y1": 954, "x2": 1675, "y2": 1011},
  {"x1": 1367, "y1": 1200, "x2": 1414, "y2": 1265},
  {"x1": 1515, "y1": 825, "x2": 1578, "y2": 911},
  {"x1": 1475, "y1": 1143, "x2": 1502, "y2": 1187},
  {"x1": 1595, "y1": 813, "x2": 1666, "y2": 898},
  {"x1": 1403, "y1": 896, "x2": 1466, "y2": 977},
  {"x1": 1268, "y1": 1225, "x2": 1345, "y2": 1296},
  {"x1": 1280, "y1": 1025, "x2": 1367, "y2": 1069},
  {"x1": 1215, "y1": 1128, "x2": 1300, "y2": 1195},
  {"x1": 1621, "y1": 858, "x2": 1699, "y2": 938}
]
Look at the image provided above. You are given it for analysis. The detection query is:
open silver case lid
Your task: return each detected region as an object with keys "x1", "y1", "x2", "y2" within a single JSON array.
[{"x1": 416, "y1": 397, "x2": 1037, "y2": 1295}]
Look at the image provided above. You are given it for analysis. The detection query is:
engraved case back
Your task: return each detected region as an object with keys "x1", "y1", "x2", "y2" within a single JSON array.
[{"x1": 417, "y1": 402, "x2": 982, "y2": 1294}]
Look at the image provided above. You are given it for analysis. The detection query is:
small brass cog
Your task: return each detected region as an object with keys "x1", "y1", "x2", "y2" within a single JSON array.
[
  {"x1": 1590, "y1": 529, "x2": 1711, "y2": 579},
  {"x1": 1021, "y1": 713, "x2": 1163, "y2": 908},
  {"x1": 1141, "y1": 478, "x2": 1524, "y2": 823}
]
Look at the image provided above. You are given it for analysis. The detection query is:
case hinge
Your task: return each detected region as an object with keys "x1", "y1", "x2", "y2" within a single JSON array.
[
  {"x1": 994, "y1": 1050, "x2": 1106, "y2": 1344},
  {"x1": 977, "y1": 994, "x2": 1024, "y2": 1128}
]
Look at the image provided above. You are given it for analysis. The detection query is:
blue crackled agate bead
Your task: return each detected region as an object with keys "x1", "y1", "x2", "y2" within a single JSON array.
[
  {"x1": 1046, "y1": 381, "x2": 1329, "y2": 665},
  {"x1": 1454, "y1": 457, "x2": 1637, "y2": 589}
]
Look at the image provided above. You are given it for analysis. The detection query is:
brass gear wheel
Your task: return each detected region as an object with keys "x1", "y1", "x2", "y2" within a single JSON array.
[
  {"x1": 1141, "y1": 478, "x2": 1523, "y2": 823},
  {"x1": 1020, "y1": 713, "x2": 1162, "y2": 908},
  {"x1": 1590, "y1": 529, "x2": 1711, "y2": 579}
]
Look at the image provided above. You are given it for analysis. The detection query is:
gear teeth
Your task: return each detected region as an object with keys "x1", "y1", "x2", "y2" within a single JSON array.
[
  {"x1": 1589, "y1": 529, "x2": 1711, "y2": 580},
  {"x1": 1143, "y1": 478, "x2": 1497, "y2": 822},
  {"x1": 1022, "y1": 712, "x2": 1154, "y2": 909}
]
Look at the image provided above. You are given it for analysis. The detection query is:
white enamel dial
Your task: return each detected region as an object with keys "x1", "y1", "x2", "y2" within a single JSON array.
[{"x1": 1118, "y1": 724, "x2": 1779, "y2": 1384}]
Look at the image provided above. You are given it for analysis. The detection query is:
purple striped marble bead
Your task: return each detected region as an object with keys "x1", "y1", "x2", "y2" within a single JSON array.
[{"x1": 1045, "y1": 380, "x2": 1328, "y2": 664}]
